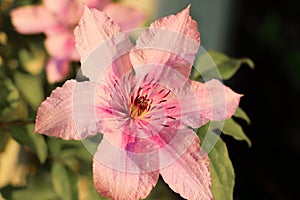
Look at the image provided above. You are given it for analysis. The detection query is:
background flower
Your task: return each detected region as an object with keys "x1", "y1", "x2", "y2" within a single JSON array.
[{"x1": 11, "y1": 0, "x2": 146, "y2": 83}]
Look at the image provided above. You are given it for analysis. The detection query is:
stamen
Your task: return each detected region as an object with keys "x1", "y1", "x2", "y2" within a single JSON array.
[
  {"x1": 150, "y1": 106, "x2": 156, "y2": 111},
  {"x1": 162, "y1": 90, "x2": 171, "y2": 98},
  {"x1": 167, "y1": 106, "x2": 176, "y2": 109},
  {"x1": 143, "y1": 73, "x2": 149, "y2": 82},
  {"x1": 137, "y1": 87, "x2": 143, "y2": 96},
  {"x1": 149, "y1": 78, "x2": 155, "y2": 84},
  {"x1": 158, "y1": 99, "x2": 167, "y2": 104},
  {"x1": 158, "y1": 89, "x2": 165, "y2": 94},
  {"x1": 167, "y1": 116, "x2": 176, "y2": 120}
]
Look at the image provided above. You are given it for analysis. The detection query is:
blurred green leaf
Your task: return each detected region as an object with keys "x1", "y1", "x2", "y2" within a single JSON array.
[
  {"x1": 223, "y1": 118, "x2": 251, "y2": 147},
  {"x1": 48, "y1": 137, "x2": 62, "y2": 155},
  {"x1": 14, "y1": 72, "x2": 44, "y2": 110},
  {"x1": 12, "y1": 188, "x2": 59, "y2": 200},
  {"x1": 51, "y1": 162, "x2": 77, "y2": 200},
  {"x1": 47, "y1": 138, "x2": 92, "y2": 172},
  {"x1": 0, "y1": 130, "x2": 10, "y2": 152},
  {"x1": 198, "y1": 128, "x2": 235, "y2": 200},
  {"x1": 60, "y1": 149, "x2": 80, "y2": 171},
  {"x1": 1, "y1": 98, "x2": 28, "y2": 122},
  {"x1": 145, "y1": 178, "x2": 180, "y2": 200},
  {"x1": 73, "y1": 142, "x2": 92, "y2": 161},
  {"x1": 208, "y1": 50, "x2": 254, "y2": 80},
  {"x1": 11, "y1": 169, "x2": 59, "y2": 200},
  {"x1": 11, "y1": 124, "x2": 48, "y2": 163},
  {"x1": 0, "y1": 78, "x2": 28, "y2": 121},
  {"x1": 18, "y1": 44, "x2": 45, "y2": 75},
  {"x1": 234, "y1": 107, "x2": 251, "y2": 124}
]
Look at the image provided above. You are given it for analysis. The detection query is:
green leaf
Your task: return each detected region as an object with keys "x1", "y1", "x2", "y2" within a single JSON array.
[
  {"x1": 234, "y1": 107, "x2": 251, "y2": 124},
  {"x1": 48, "y1": 137, "x2": 62, "y2": 155},
  {"x1": 51, "y1": 162, "x2": 74, "y2": 200},
  {"x1": 145, "y1": 178, "x2": 180, "y2": 200},
  {"x1": 208, "y1": 50, "x2": 254, "y2": 80},
  {"x1": 11, "y1": 124, "x2": 48, "y2": 163},
  {"x1": 222, "y1": 118, "x2": 251, "y2": 147},
  {"x1": 12, "y1": 169, "x2": 60, "y2": 200},
  {"x1": 0, "y1": 78, "x2": 28, "y2": 121},
  {"x1": 18, "y1": 45, "x2": 45, "y2": 75},
  {"x1": 14, "y1": 72, "x2": 44, "y2": 110},
  {"x1": 0, "y1": 130, "x2": 10, "y2": 152},
  {"x1": 12, "y1": 187, "x2": 59, "y2": 200},
  {"x1": 198, "y1": 128, "x2": 235, "y2": 200}
]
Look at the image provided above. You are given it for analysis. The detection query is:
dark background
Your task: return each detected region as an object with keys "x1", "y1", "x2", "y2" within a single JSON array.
[{"x1": 227, "y1": 0, "x2": 300, "y2": 199}]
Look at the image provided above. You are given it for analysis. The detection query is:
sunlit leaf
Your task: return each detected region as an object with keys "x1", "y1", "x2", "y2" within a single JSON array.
[
  {"x1": 0, "y1": 138, "x2": 28, "y2": 188},
  {"x1": 14, "y1": 72, "x2": 44, "y2": 110},
  {"x1": 19, "y1": 45, "x2": 45, "y2": 75},
  {"x1": 234, "y1": 107, "x2": 251, "y2": 124},
  {"x1": 198, "y1": 126, "x2": 235, "y2": 200},
  {"x1": 208, "y1": 50, "x2": 254, "y2": 80},
  {"x1": 11, "y1": 124, "x2": 48, "y2": 163},
  {"x1": 223, "y1": 118, "x2": 251, "y2": 147}
]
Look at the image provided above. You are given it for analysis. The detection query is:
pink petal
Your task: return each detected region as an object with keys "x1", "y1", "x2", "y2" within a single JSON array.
[
  {"x1": 75, "y1": 6, "x2": 122, "y2": 62},
  {"x1": 43, "y1": 0, "x2": 79, "y2": 14},
  {"x1": 35, "y1": 80, "x2": 101, "y2": 140},
  {"x1": 45, "y1": 31, "x2": 78, "y2": 60},
  {"x1": 102, "y1": 3, "x2": 146, "y2": 30},
  {"x1": 132, "y1": 64, "x2": 201, "y2": 129},
  {"x1": 43, "y1": 0, "x2": 83, "y2": 26},
  {"x1": 10, "y1": 6, "x2": 62, "y2": 34},
  {"x1": 86, "y1": 0, "x2": 111, "y2": 10},
  {"x1": 46, "y1": 58, "x2": 70, "y2": 83},
  {"x1": 93, "y1": 137, "x2": 159, "y2": 200},
  {"x1": 191, "y1": 79, "x2": 242, "y2": 123},
  {"x1": 130, "y1": 6, "x2": 200, "y2": 78},
  {"x1": 74, "y1": 6, "x2": 133, "y2": 82},
  {"x1": 160, "y1": 130, "x2": 213, "y2": 200}
]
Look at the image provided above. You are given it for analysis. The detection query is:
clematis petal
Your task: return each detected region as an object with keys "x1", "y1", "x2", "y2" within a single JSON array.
[
  {"x1": 45, "y1": 31, "x2": 78, "y2": 60},
  {"x1": 191, "y1": 79, "x2": 242, "y2": 123},
  {"x1": 74, "y1": 7, "x2": 133, "y2": 82},
  {"x1": 93, "y1": 136, "x2": 159, "y2": 200},
  {"x1": 102, "y1": 3, "x2": 146, "y2": 31},
  {"x1": 46, "y1": 58, "x2": 70, "y2": 83},
  {"x1": 35, "y1": 80, "x2": 101, "y2": 140},
  {"x1": 10, "y1": 6, "x2": 62, "y2": 34},
  {"x1": 130, "y1": 6, "x2": 199, "y2": 78},
  {"x1": 75, "y1": 6, "x2": 129, "y2": 62},
  {"x1": 160, "y1": 130, "x2": 213, "y2": 200}
]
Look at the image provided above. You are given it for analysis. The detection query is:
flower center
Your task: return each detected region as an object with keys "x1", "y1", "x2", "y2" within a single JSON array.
[{"x1": 130, "y1": 94, "x2": 152, "y2": 118}]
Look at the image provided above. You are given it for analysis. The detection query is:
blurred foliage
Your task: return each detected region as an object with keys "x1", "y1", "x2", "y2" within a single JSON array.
[{"x1": 0, "y1": 0, "x2": 252, "y2": 199}]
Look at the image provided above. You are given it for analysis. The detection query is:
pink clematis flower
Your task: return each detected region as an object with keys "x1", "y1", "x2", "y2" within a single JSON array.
[
  {"x1": 11, "y1": 0, "x2": 146, "y2": 83},
  {"x1": 35, "y1": 6, "x2": 241, "y2": 200}
]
